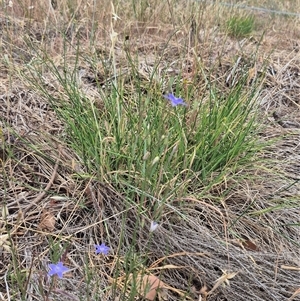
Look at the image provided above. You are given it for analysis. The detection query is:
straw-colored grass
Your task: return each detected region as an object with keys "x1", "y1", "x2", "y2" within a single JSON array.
[{"x1": 1, "y1": 1, "x2": 300, "y2": 301}]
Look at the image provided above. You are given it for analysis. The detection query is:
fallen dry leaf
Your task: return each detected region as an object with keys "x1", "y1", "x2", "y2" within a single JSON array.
[
  {"x1": 229, "y1": 238, "x2": 259, "y2": 251},
  {"x1": 0, "y1": 233, "x2": 11, "y2": 252},
  {"x1": 137, "y1": 274, "x2": 166, "y2": 301},
  {"x1": 288, "y1": 287, "x2": 300, "y2": 301},
  {"x1": 208, "y1": 270, "x2": 239, "y2": 295},
  {"x1": 199, "y1": 285, "x2": 208, "y2": 301},
  {"x1": 242, "y1": 240, "x2": 259, "y2": 251},
  {"x1": 38, "y1": 209, "x2": 56, "y2": 231},
  {"x1": 200, "y1": 285, "x2": 208, "y2": 294}
]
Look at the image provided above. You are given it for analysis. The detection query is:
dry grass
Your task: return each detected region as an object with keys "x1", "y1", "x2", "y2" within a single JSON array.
[{"x1": 1, "y1": 1, "x2": 300, "y2": 300}]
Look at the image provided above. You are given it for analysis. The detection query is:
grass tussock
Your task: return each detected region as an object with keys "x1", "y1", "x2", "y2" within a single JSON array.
[
  {"x1": 1, "y1": 1, "x2": 300, "y2": 301},
  {"x1": 226, "y1": 14, "x2": 255, "y2": 38}
]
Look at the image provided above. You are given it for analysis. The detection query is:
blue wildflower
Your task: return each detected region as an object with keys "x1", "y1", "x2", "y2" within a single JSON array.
[
  {"x1": 48, "y1": 261, "x2": 70, "y2": 279},
  {"x1": 163, "y1": 93, "x2": 187, "y2": 107},
  {"x1": 95, "y1": 243, "x2": 110, "y2": 255},
  {"x1": 150, "y1": 221, "x2": 159, "y2": 232}
]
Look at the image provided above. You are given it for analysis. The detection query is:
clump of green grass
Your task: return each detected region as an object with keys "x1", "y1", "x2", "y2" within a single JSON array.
[
  {"x1": 226, "y1": 15, "x2": 255, "y2": 38},
  {"x1": 24, "y1": 41, "x2": 262, "y2": 202}
]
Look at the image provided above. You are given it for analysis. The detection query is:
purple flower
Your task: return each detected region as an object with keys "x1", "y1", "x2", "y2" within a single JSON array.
[
  {"x1": 163, "y1": 93, "x2": 186, "y2": 107},
  {"x1": 95, "y1": 243, "x2": 110, "y2": 255},
  {"x1": 48, "y1": 262, "x2": 70, "y2": 279}
]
